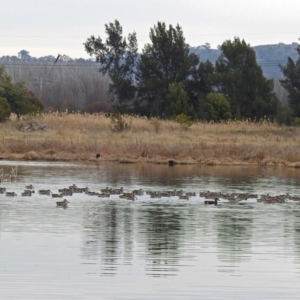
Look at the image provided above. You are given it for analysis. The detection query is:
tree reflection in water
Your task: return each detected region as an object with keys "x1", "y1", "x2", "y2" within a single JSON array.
[
  {"x1": 81, "y1": 202, "x2": 135, "y2": 276},
  {"x1": 285, "y1": 205, "x2": 300, "y2": 273},
  {"x1": 138, "y1": 203, "x2": 183, "y2": 277},
  {"x1": 81, "y1": 200, "x2": 196, "y2": 277},
  {"x1": 214, "y1": 205, "x2": 253, "y2": 273}
]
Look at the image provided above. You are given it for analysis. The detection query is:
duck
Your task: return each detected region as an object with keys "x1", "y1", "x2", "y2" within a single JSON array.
[
  {"x1": 68, "y1": 184, "x2": 77, "y2": 190},
  {"x1": 52, "y1": 193, "x2": 63, "y2": 198},
  {"x1": 6, "y1": 192, "x2": 17, "y2": 196},
  {"x1": 62, "y1": 190, "x2": 73, "y2": 196},
  {"x1": 161, "y1": 191, "x2": 172, "y2": 197},
  {"x1": 58, "y1": 188, "x2": 73, "y2": 196},
  {"x1": 73, "y1": 187, "x2": 89, "y2": 193},
  {"x1": 126, "y1": 194, "x2": 137, "y2": 201},
  {"x1": 119, "y1": 193, "x2": 133, "y2": 199},
  {"x1": 38, "y1": 189, "x2": 51, "y2": 195},
  {"x1": 204, "y1": 198, "x2": 219, "y2": 205},
  {"x1": 56, "y1": 199, "x2": 69, "y2": 208},
  {"x1": 100, "y1": 187, "x2": 110, "y2": 193},
  {"x1": 132, "y1": 189, "x2": 144, "y2": 195},
  {"x1": 109, "y1": 187, "x2": 124, "y2": 195},
  {"x1": 150, "y1": 192, "x2": 161, "y2": 198},
  {"x1": 21, "y1": 190, "x2": 32, "y2": 196},
  {"x1": 168, "y1": 160, "x2": 175, "y2": 166},
  {"x1": 186, "y1": 192, "x2": 196, "y2": 197},
  {"x1": 25, "y1": 184, "x2": 34, "y2": 189}
]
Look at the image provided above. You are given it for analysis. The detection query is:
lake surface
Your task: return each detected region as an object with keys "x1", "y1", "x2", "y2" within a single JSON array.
[{"x1": 1, "y1": 161, "x2": 300, "y2": 299}]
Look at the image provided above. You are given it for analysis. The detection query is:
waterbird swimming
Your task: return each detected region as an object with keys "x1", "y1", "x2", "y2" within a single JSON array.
[
  {"x1": 126, "y1": 194, "x2": 137, "y2": 201},
  {"x1": 168, "y1": 160, "x2": 175, "y2": 166},
  {"x1": 204, "y1": 198, "x2": 219, "y2": 205},
  {"x1": 132, "y1": 189, "x2": 144, "y2": 196},
  {"x1": 56, "y1": 199, "x2": 69, "y2": 208},
  {"x1": 178, "y1": 194, "x2": 189, "y2": 200},
  {"x1": 52, "y1": 193, "x2": 63, "y2": 198},
  {"x1": 21, "y1": 190, "x2": 32, "y2": 196},
  {"x1": 6, "y1": 192, "x2": 17, "y2": 196},
  {"x1": 38, "y1": 189, "x2": 51, "y2": 195}
]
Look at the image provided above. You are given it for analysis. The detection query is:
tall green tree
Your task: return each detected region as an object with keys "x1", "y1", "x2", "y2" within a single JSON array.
[
  {"x1": 136, "y1": 22, "x2": 199, "y2": 117},
  {"x1": 84, "y1": 20, "x2": 138, "y2": 111},
  {"x1": 0, "y1": 66, "x2": 44, "y2": 119},
  {"x1": 280, "y1": 43, "x2": 300, "y2": 117},
  {"x1": 215, "y1": 37, "x2": 278, "y2": 119}
]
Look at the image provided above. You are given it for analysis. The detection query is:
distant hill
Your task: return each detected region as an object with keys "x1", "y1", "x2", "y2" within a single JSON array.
[
  {"x1": 1, "y1": 43, "x2": 299, "y2": 79},
  {"x1": 190, "y1": 42, "x2": 299, "y2": 78}
]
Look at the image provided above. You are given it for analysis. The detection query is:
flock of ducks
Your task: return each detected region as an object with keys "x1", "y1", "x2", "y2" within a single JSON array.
[
  {"x1": 0, "y1": 185, "x2": 70, "y2": 208},
  {"x1": 1, "y1": 185, "x2": 300, "y2": 207}
]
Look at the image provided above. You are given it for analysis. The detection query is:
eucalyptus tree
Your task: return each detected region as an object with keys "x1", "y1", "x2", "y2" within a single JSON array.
[
  {"x1": 215, "y1": 37, "x2": 278, "y2": 119},
  {"x1": 84, "y1": 20, "x2": 138, "y2": 111},
  {"x1": 136, "y1": 21, "x2": 199, "y2": 117}
]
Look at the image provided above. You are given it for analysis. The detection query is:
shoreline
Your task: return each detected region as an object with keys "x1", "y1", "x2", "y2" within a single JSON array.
[{"x1": 0, "y1": 153, "x2": 300, "y2": 168}]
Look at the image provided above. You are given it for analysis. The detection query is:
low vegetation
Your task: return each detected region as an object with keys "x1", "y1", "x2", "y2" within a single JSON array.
[{"x1": 1, "y1": 112, "x2": 300, "y2": 167}]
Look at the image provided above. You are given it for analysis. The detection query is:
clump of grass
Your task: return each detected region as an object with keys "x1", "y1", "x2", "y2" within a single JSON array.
[
  {"x1": 150, "y1": 118, "x2": 161, "y2": 133},
  {"x1": 108, "y1": 113, "x2": 132, "y2": 132},
  {"x1": 23, "y1": 151, "x2": 40, "y2": 160}
]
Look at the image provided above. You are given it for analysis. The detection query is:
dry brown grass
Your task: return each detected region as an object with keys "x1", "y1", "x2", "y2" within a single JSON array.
[{"x1": 1, "y1": 112, "x2": 300, "y2": 167}]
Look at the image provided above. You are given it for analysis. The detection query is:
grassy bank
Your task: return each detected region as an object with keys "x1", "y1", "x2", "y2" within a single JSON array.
[{"x1": 1, "y1": 112, "x2": 300, "y2": 167}]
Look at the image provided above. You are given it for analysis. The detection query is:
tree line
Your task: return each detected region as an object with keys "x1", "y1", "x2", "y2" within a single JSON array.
[
  {"x1": 0, "y1": 19, "x2": 299, "y2": 124},
  {"x1": 84, "y1": 20, "x2": 299, "y2": 124}
]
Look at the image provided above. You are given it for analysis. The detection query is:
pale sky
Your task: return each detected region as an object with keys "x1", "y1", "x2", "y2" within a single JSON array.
[{"x1": 0, "y1": 0, "x2": 299, "y2": 59}]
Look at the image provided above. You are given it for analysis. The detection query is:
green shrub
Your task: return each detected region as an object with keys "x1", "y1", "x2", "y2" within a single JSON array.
[
  {"x1": 167, "y1": 82, "x2": 191, "y2": 117},
  {"x1": 293, "y1": 117, "x2": 300, "y2": 127},
  {"x1": 175, "y1": 113, "x2": 194, "y2": 130},
  {"x1": 204, "y1": 93, "x2": 232, "y2": 122}
]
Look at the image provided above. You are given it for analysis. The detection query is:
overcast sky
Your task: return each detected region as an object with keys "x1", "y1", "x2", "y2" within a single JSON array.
[{"x1": 1, "y1": 0, "x2": 299, "y2": 59}]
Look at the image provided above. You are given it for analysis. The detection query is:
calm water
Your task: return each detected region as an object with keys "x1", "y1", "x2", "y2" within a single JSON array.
[{"x1": 1, "y1": 161, "x2": 300, "y2": 299}]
